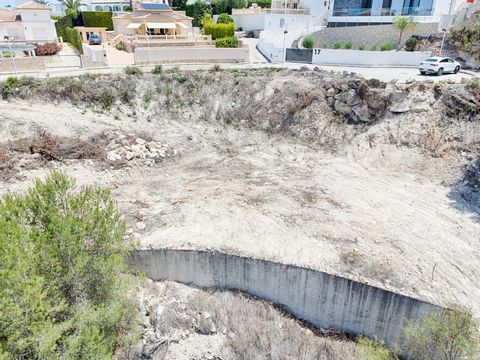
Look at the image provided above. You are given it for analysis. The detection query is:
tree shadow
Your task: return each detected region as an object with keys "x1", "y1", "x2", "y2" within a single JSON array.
[{"x1": 447, "y1": 159, "x2": 480, "y2": 223}]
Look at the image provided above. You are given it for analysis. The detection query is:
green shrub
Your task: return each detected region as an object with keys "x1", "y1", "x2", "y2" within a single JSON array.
[
  {"x1": 152, "y1": 65, "x2": 163, "y2": 74},
  {"x1": 212, "y1": 0, "x2": 227, "y2": 14},
  {"x1": 403, "y1": 309, "x2": 480, "y2": 360},
  {"x1": 115, "y1": 42, "x2": 124, "y2": 51},
  {"x1": 404, "y1": 36, "x2": 417, "y2": 51},
  {"x1": 357, "y1": 44, "x2": 365, "y2": 50},
  {"x1": 302, "y1": 36, "x2": 314, "y2": 49},
  {"x1": 215, "y1": 36, "x2": 238, "y2": 47},
  {"x1": 123, "y1": 5, "x2": 132, "y2": 11},
  {"x1": 201, "y1": 13, "x2": 214, "y2": 26},
  {"x1": 1, "y1": 50, "x2": 15, "y2": 58},
  {"x1": 192, "y1": 0, "x2": 212, "y2": 27},
  {"x1": 204, "y1": 22, "x2": 235, "y2": 39},
  {"x1": 65, "y1": 27, "x2": 83, "y2": 54},
  {"x1": 380, "y1": 41, "x2": 394, "y2": 51},
  {"x1": 248, "y1": 0, "x2": 271, "y2": 7},
  {"x1": 344, "y1": 41, "x2": 353, "y2": 49},
  {"x1": 333, "y1": 41, "x2": 342, "y2": 49},
  {"x1": 217, "y1": 13, "x2": 234, "y2": 24},
  {"x1": 125, "y1": 66, "x2": 143, "y2": 75},
  {"x1": 81, "y1": 11, "x2": 113, "y2": 30},
  {"x1": 172, "y1": 0, "x2": 187, "y2": 9},
  {"x1": 231, "y1": 0, "x2": 248, "y2": 8},
  {"x1": 52, "y1": 15, "x2": 73, "y2": 40},
  {"x1": 370, "y1": 44, "x2": 377, "y2": 51},
  {"x1": 211, "y1": 64, "x2": 222, "y2": 72},
  {"x1": 357, "y1": 337, "x2": 399, "y2": 360},
  {"x1": 322, "y1": 42, "x2": 328, "y2": 48},
  {"x1": 0, "y1": 172, "x2": 139, "y2": 358}
]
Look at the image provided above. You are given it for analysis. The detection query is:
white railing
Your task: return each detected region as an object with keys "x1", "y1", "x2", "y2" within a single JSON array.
[
  {"x1": 131, "y1": 34, "x2": 212, "y2": 42},
  {"x1": 232, "y1": 7, "x2": 309, "y2": 15}
]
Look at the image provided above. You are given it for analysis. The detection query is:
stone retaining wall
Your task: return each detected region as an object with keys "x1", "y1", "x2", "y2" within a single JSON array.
[
  {"x1": 0, "y1": 57, "x2": 46, "y2": 74},
  {"x1": 128, "y1": 249, "x2": 442, "y2": 348}
]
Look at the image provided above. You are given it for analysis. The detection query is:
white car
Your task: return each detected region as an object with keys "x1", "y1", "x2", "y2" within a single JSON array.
[{"x1": 419, "y1": 56, "x2": 461, "y2": 76}]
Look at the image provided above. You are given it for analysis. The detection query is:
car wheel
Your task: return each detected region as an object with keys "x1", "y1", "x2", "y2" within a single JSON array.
[
  {"x1": 454, "y1": 66, "x2": 460, "y2": 74},
  {"x1": 437, "y1": 68, "x2": 444, "y2": 76},
  {"x1": 420, "y1": 71, "x2": 426, "y2": 75}
]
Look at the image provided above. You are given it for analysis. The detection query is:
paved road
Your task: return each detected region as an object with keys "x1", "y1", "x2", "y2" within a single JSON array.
[{"x1": 0, "y1": 58, "x2": 477, "y2": 83}]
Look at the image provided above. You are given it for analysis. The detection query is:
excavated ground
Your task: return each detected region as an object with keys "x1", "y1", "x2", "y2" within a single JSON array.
[{"x1": 0, "y1": 69, "x2": 479, "y2": 319}]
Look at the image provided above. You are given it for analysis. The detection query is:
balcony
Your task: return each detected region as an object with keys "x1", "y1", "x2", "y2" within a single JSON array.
[
  {"x1": 331, "y1": 6, "x2": 433, "y2": 17},
  {"x1": 232, "y1": 7, "x2": 309, "y2": 15}
]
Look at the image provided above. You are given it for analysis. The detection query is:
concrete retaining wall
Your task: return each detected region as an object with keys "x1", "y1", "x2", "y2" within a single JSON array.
[
  {"x1": 128, "y1": 249, "x2": 441, "y2": 348},
  {"x1": 133, "y1": 47, "x2": 249, "y2": 64},
  {"x1": 312, "y1": 48, "x2": 431, "y2": 67},
  {"x1": 0, "y1": 57, "x2": 46, "y2": 74}
]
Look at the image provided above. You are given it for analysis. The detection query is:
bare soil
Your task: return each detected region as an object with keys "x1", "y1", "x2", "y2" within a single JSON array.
[{"x1": 0, "y1": 69, "x2": 479, "y2": 317}]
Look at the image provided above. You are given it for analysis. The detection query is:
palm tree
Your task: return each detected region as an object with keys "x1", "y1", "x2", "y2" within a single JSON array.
[
  {"x1": 392, "y1": 16, "x2": 416, "y2": 48},
  {"x1": 62, "y1": 0, "x2": 85, "y2": 18}
]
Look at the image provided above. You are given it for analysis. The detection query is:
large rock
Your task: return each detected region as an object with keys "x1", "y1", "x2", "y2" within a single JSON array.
[
  {"x1": 326, "y1": 88, "x2": 338, "y2": 97},
  {"x1": 334, "y1": 100, "x2": 352, "y2": 115},
  {"x1": 335, "y1": 89, "x2": 360, "y2": 106},
  {"x1": 366, "y1": 93, "x2": 388, "y2": 110},
  {"x1": 389, "y1": 101, "x2": 411, "y2": 113},
  {"x1": 352, "y1": 104, "x2": 372, "y2": 123}
]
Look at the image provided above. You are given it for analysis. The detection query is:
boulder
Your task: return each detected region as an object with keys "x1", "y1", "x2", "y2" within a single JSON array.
[
  {"x1": 334, "y1": 100, "x2": 352, "y2": 115},
  {"x1": 389, "y1": 101, "x2": 411, "y2": 113},
  {"x1": 335, "y1": 89, "x2": 360, "y2": 106},
  {"x1": 352, "y1": 104, "x2": 371, "y2": 123},
  {"x1": 107, "y1": 151, "x2": 122, "y2": 162},
  {"x1": 326, "y1": 88, "x2": 338, "y2": 97},
  {"x1": 366, "y1": 93, "x2": 388, "y2": 110}
]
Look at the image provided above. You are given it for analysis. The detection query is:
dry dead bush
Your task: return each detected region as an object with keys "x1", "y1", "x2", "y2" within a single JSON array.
[
  {"x1": 10, "y1": 131, "x2": 106, "y2": 161},
  {"x1": 140, "y1": 282, "x2": 359, "y2": 360}
]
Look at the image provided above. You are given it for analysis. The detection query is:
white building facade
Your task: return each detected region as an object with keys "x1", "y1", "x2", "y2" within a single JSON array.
[{"x1": 0, "y1": 1, "x2": 57, "y2": 41}]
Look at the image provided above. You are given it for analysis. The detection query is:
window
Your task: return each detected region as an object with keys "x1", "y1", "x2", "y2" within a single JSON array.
[
  {"x1": 440, "y1": 59, "x2": 448, "y2": 63},
  {"x1": 279, "y1": 18, "x2": 285, "y2": 28},
  {"x1": 324, "y1": 1, "x2": 326, "y2": 5}
]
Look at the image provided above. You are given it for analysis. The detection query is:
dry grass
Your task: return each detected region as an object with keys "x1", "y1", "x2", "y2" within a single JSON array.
[{"x1": 136, "y1": 281, "x2": 359, "y2": 360}]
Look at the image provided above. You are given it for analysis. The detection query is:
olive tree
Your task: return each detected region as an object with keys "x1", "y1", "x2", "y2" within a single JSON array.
[{"x1": 403, "y1": 308, "x2": 480, "y2": 360}]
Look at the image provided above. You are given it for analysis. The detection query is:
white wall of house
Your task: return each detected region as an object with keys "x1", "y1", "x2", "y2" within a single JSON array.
[
  {"x1": 300, "y1": 0, "x2": 331, "y2": 23},
  {"x1": 19, "y1": 9, "x2": 57, "y2": 40},
  {"x1": 0, "y1": 21, "x2": 24, "y2": 39},
  {"x1": 233, "y1": 13, "x2": 265, "y2": 31}
]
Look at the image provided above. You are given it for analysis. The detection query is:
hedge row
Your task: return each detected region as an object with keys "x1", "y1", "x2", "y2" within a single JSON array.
[
  {"x1": 65, "y1": 27, "x2": 83, "y2": 54},
  {"x1": 248, "y1": 0, "x2": 271, "y2": 7},
  {"x1": 82, "y1": 11, "x2": 114, "y2": 30},
  {"x1": 53, "y1": 15, "x2": 73, "y2": 40},
  {"x1": 204, "y1": 22, "x2": 234, "y2": 40},
  {"x1": 215, "y1": 36, "x2": 238, "y2": 48}
]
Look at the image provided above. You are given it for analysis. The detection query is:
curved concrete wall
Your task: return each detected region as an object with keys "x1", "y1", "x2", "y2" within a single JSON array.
[{"x1": 128, "y1": 249, "x2": 441, "y2": 347}]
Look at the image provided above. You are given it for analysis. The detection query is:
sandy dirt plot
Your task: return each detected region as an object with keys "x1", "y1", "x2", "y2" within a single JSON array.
[{"x1": 0, "y1": 70, "x2": 479, "y2": 316}]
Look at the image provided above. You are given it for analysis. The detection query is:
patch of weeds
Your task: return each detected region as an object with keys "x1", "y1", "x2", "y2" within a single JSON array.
[
  {"x1": 229, "y1": 68, "x2": 239, "y2": 74},
  {"x1": 152, "y1": 65, "x2": 163, "y2": 75},
  {"x1": 97, "y1": 88, "x2": 115, "y2": 109},
  {"x1": 125, "y1": 66, "x2": 143, "y2": 75},
  {"x1": 143, "y1": 89, "x2": 154, "y2": 103},
  {"x1": 210, "y1": 64, "x2": 222, "y2": 72},
  {"x1": 173, "y1": 75, "x2": 188, "y2": 84}
]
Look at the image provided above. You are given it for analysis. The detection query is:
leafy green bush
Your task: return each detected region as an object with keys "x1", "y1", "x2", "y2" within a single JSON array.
[
  {"x1": 115, "y1": 42, "x2": 124, "y2": 51},
  {"x1": 217, "y1": 13, "x2": 234, "y2": 24},
  {"x1": 403, "y1": 309, "x2": 480, "y2": 360},
  {"x1": 192, "y1": 0, "x2": 212, "y2": 27},
  {"x1": 52, "y1": 15, "x2": 73, "y2": 40},
  {"x1": 0, "y1": 172, "x2": 139, "y2": 358},
  {"x1": 172, "y1": 0, "x2": 187, "y2": 9},
  {"x1": 333, "y1": 41, "x2": 342, "y2": 49},
  {"x1": 201, "y1": 13, "x2": 214, "y2": 26},
  {"x1": 215, "y1": 36, "x2": 239, "y2": 47},
  {"x1": 125, "y1": 66, "x2": 143, "y2": 75},
  {"x1": 65, "y1": 27, "x2": 83, "y2": 54},
  {"x1": 152, "y1": 65, "x2": 163, "y2": 74},
  {"x1": 380, "y1": 41, "x2": 394, "y2": 51},
  {"x1": 404, "y1": 36, "x2": 417, "y2": 51},
  {"x1": 302, "y1": 36, "x2": 314, "y2": 49},
  {"x1": 1, "y1": 50, "x2": 15, "y2": 58},
  {"x1": 231, "y1": 0, "x2": 248, "y2": 8},
  {"x1": 204, "y1": 22, "x2": 235, "y2": 39},
  {"x1": 370, "y1": 44, "x2": 377, "y2": 51},
  {"x1": 344, "y1": 41, "x2": 353, "y2": 49},
  {"x1": 357, "y1": 44, "x2": 365, "y2": 50},
  {"x1": 357, "y1": 337, "x2": 399, "y2": 360},
  {"x1": 81, "y1": 11, "x2": 113, "y2": 30},
  {"x1": 212, "y1": 0, "x2": 227, "y2": 13},
  {"x1": 248, "y1": 0, "x2": 271, "y2": 7},
  {"x1": 450, "y1": 13, "x2": 480, "y2": 60}
]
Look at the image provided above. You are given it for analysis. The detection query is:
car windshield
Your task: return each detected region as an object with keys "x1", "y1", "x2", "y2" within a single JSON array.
[
  {"x1": 91, "y1": 35, "x2": 99, "y2": 39},
  {"x1": 424, "y1": 58, "x2": 439, "y2": 62}
]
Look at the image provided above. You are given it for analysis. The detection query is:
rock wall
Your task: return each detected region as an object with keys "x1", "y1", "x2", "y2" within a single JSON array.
[{"x1": 128, "y1": 249, "x2": 442, "y2": 348}]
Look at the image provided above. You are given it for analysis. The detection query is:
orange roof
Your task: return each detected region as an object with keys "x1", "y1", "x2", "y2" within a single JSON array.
[{"x1": 0, "y1": 9, "x2": 20, "y2": 22}]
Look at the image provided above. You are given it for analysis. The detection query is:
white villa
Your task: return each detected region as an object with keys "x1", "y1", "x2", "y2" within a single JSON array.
[{"x1": 0, "y1": 1, "x2": 57, "y2": 41}]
